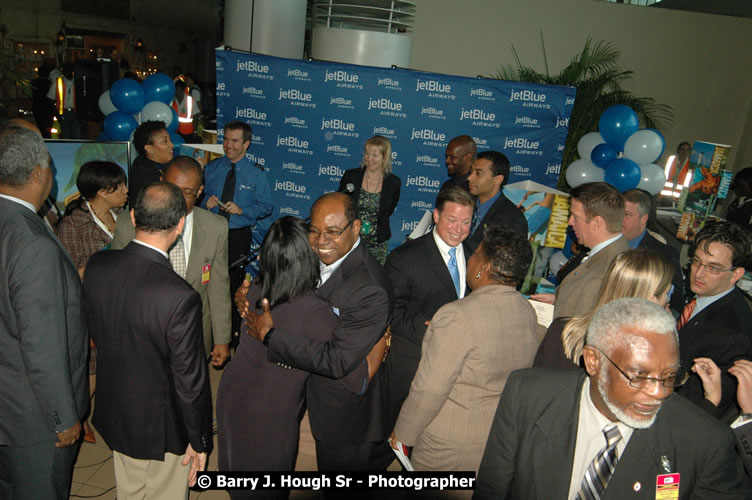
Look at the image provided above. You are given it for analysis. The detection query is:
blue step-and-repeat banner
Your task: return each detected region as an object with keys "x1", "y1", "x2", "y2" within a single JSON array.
[{"x1": 215, "y1": 49, "x2": 576, "y2": 250}]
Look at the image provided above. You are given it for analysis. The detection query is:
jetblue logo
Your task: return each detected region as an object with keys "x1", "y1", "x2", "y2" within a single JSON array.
[
  {"x1": 235, "y1": 108, "x2": 266, "y2": 120},
  {"x1": 274, "y1": 180, "x2": 307, "y2": 193},
  {"x1": 330, "y1": 96, "x2": 352, "y2": 106},
  {"x1": 321, "y1": 118, "x2": 355, "y2": 131},
  {"x1": 406, "y1": 176, "x2": 440, "y2": 188},
  {"x1": 373, "y1": 126, "x2": 394, "y2": 136},
  {"x1": 546, "y1": 163, "x2": 562, "y2": 175},
  {"x1": 276, "y1": 135, "x2": 309, "y2": 148},
  {"x1": 421, "y1": 106, "x2": 444, "y2": 117},
  {"x1": 416, "y1": 155, "x2": 438, "y2": 165},
  {"x1": 246, "y1": 153, "x2": 265, "y2": 166},
  {"x1": 565, "y1": 97, "x2": 575, "y2": 105},
  {"x1": 278, "y1": 88, "x2": 312, "y2": 101},
  {"x1": 287, "y1": 68, "x2": 309, "y2": 78},
  {"x1": 555, "y1": 117, "x2": 569, "y2": 128},
  {"x1": 282, "y1": 162, "x2": 303, "y2": 172},
  {"x1": 216, "y1": 82, "x2": 226, "y2": 91},
  {"x1": 368, "y1": 98, "x2": 402, "y2": 111},
  {"x1": 410, "y1": 200, "x2": 432, "y2": 209},
  {"x1": 473, "y1": 136, "x2": 488, "y2": 146},
  {"x1": 242, "y1": 87, "x2": 263, "y2": 96},
  {"x1": 460, "y1": 108, "x2": 496, "y2": 121},
  {"x1": 378, "y1": 77, "x2": 400, "y2": 87},
  {"x1": 416, "y1": 80, "x2": 451, "y2": 93},
  {"x1": 284, "y1": 116, "x2": 306, "y2": 126},
  {"x1": 324, "y1": 70, "x2": 359, "y2": 83},
  {"x1": 326, "y1": 145, "x2": 348, "y2": 153},
  {"x1": 410, "y1": 128, "x2": 446, "y2": 142},
  {"x1": 401, "y1": 220, "x2": 420, "y2": 232},
  {"x1": 236, "y1": 60, "x2": 269, "y2": 73},
  {"x1": 318, "y1": 165, "x2": 344, "y2": 177},
  {"x1": 504, "y1": 137, "x2": 540, "y2": 150},
  {"x1": 510, "y1": 165, "x2": 530, "y2": 174},
  {"x1": 557, "y1": 144, "x2": 564, "y2": 152},
  {"x1": 279, "y1": 206, "x2": 301, "y2": 216},
  {"x1": 515, "y1": 116, "x2": 538, "y2": 126},
  {"x1": 509, "y1": 89, "x2": 547, "y2": 102},
  {"x1": 470, "y1": 88, "x2": 493, "y2": 98}
]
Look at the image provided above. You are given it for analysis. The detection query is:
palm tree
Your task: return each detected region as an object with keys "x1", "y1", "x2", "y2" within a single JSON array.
[{"x1": 494, "y1": 36, "x2": 674, "y2": 190}]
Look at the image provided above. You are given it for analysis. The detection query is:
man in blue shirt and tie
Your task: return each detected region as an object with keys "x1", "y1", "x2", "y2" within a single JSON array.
[{"x1": 202, "y1": 120, "x2": 273, "y2": 334}]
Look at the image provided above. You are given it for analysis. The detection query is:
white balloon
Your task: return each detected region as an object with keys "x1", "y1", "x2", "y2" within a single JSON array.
[
  {"x1": 98, "y1": 90, "x2": 117, "y2": 116},
  {"x1": 624, "y1": 129, "x2": 665, "y2": 165},
  {"x1": 141, "y1": 101, "x2": 173, "y2": 127},
  {"x1": 577, "y1": 132, "x2": 605, "y2": 161},
  {"x1": 566, "y1": 158, "x2": 605, "y2": 188},
  {"x1": 637, "y1": 163, "x2": 666, "y2": 195}
]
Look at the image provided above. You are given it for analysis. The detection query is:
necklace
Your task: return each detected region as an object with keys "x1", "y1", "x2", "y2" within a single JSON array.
[
  {"x1": 88, "y1": 201, "x2": 116, "y2": 233},
  {"x1": 364, "y1": 172, "x2": 383, "y2": 193}
]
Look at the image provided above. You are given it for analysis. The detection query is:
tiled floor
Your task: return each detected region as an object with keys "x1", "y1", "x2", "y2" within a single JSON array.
[{"x1": 70, "y1": 363, "x2": 396, "y2": 499}]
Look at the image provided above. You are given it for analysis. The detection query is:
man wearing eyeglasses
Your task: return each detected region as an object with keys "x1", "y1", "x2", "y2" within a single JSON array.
[
  {"x1": 675, "y1": 221, "x2": 752, "y2": 420},
  {"x1": 475, "y1": 298, "x2": 751, "y2": 499},
  {"x1": 244, "y1": 192, "x2": 394, "y2": 474}
]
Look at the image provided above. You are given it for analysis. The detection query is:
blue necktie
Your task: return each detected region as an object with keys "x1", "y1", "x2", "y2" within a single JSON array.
[{"x1": 448, "y1": 247, "x2": 461, "y2": 298}]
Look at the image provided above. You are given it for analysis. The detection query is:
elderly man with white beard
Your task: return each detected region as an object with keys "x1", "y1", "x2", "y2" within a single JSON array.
[{"x1": 474, "y1": 298, "x2": 751, "y2": 500}]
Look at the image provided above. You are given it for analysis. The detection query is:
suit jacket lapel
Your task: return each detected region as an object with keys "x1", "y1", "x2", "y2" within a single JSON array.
[
  {"x1": 425, "y1": 236, "x2": 458, "y2": 299},
  {"x1": 185, "y1": 211, "x2": 203, "y2": 286},
  {"x1": 531, "y1": 375, "x2": 584, "y2": 498}
]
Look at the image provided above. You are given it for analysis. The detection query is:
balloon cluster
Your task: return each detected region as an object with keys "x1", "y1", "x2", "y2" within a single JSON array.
[
  {"x1": 566, "y1": 105, "x2": 666, "y2": 194},
  {"x1": 97, "y1": 73, "x2": 184, "y2": 148}
]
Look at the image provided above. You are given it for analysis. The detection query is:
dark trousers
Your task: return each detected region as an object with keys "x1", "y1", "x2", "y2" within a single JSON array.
[
  {"x1": 59, "y1": 110, "x2": 81, "y2": 139},
  {"x1": 0, "y1": 439, "x2": 80, "y2": 500},
  {"x1": 228, "y1": 226, "x2": 253, "y2": 335}
]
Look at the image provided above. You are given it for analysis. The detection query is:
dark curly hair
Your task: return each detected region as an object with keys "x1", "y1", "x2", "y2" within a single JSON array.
[{"x1": 479, "y1": 225, "x2": 532, "y2": 287}]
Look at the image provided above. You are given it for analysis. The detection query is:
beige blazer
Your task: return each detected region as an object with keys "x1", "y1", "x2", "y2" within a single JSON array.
[
  {"x1": 111, "y1": 207, "x2": 231, "y2": 355},
  {"x1": 553, "y1": 236, "x2": 629, "y2": 320},
  {"x1": 394, "y1": 284, "x2": 539, "y2": 472}
]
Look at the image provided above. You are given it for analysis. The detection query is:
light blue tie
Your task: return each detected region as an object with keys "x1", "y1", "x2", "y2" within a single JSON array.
[{"x1": 448, "y1": 247, "x2": 461, "y2": 298}]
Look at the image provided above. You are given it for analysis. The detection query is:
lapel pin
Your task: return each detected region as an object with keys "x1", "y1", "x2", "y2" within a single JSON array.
[{"x1": 633, "y1": 482, "x2": 641, "y2": 492}]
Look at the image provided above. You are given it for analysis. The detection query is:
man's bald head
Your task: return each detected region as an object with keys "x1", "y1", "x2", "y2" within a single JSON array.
[{"x1": 445, "y1": 135, "x2": 476, "y2": 178}]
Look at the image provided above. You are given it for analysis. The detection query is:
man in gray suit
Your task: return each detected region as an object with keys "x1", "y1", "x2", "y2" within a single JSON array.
[
  {"x1": 113, "y1": 156, "x2": 232, "y2": 365},
  {"x1": 475, "y1": 298, "x2": 750, "y2": 499},
  {"x1": 0, "y1": 126, "x2": 88, "y2": 499}
]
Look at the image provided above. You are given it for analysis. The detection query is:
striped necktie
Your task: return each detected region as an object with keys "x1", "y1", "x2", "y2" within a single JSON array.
[
  {"x1": 677, "y1": 299, "x2": 697, "y2": 330},
  {"x1": 576, "y1": 424, "x2": 622, "y2": 500}
]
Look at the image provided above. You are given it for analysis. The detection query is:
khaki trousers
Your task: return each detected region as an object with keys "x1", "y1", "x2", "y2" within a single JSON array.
[{"x1": 113, "y1": 450, "x2": 189, "y2": 500}]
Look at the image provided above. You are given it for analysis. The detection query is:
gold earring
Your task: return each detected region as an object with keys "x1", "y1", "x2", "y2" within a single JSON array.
[{"x1": 475, "y1": 271, "x2": 481, "y2": 280}]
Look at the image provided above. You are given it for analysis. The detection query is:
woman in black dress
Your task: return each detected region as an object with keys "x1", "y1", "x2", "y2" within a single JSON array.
[
  {"x1": 216, "y1": 216, "x2": 338, "y2": 499},
  {"x1": 338, "y1": 135, "x2": 400, "y2": 264}
]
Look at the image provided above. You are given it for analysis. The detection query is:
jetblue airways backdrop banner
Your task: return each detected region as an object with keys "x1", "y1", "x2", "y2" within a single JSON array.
[{"x1": 215, "y1": 49, "x2": 576, "y2": 250}]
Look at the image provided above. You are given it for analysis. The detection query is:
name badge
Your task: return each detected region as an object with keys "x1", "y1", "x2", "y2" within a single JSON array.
[
  {"x1": 201, "y1": 264, "x2": 211, "y2": 284},
  {"x1": 655, "y1": 473, "x2": 680, "y2": 500}
]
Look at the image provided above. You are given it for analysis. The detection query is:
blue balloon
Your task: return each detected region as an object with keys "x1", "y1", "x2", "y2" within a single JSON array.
[
  {"x1": 103, "y1": 111, "x2": 138, "y2": 141},
  {"x1": 142, "y1": 73, "x2": 175, "y2": 105},
  {"x1": 590, "y1": 143, "x2": 618, "y2": 168},
  {"x1": 109, "y1": 78, "x2": 145, "y2": 114},
  {"x1": 604, "y1": 158, "x2": 641, "y2": 192},
  {"x1": 599, "y1": 105, "x2": 639, "y2": 151},
  {"x1": 166, "y1": 107, "x2": 179, "y2": 133}
]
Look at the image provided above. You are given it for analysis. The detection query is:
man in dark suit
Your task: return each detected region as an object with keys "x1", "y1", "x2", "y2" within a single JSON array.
[
  {"x1": 676, "y1": 221, "x2": 752, "y2": 420},
  {"x1": 623, "y1": 188, "x2": 685, "y2": 314},
  {"x1": 82, "y1": 182, "x2": 212, "y2": 498},
  {"x1": 112, "y1": 157, "x2": 232, "y2": 366},
  {"x1": 0, "y1": 125, "x2": 88, "y2": 499},
  {"x1": 384, "y1": 185, "x2": 474, "y2": 429},
  {"x1": 245, "y1": 192, "x2": 392, "y2": 472},
  {"x1": 464, "y1": 150, "x2": 527, "y2": 255},
  {"x1": 475, "y1": 298, "x2": 751, "y2": 499},
  {"x1": 441, "y1": 135, "x2": 476, "y2": 192}
]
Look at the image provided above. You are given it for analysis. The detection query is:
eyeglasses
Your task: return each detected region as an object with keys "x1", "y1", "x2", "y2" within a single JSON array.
[
  {"x1": 596, "y1": 349, "x2": 688, "y2": 389},
  {"x1": 307, "y1": 220, "x2": 353, "y2": 241},
  {"x1": 690, "y1": 256, "x2": 736, "y2": 276}
]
